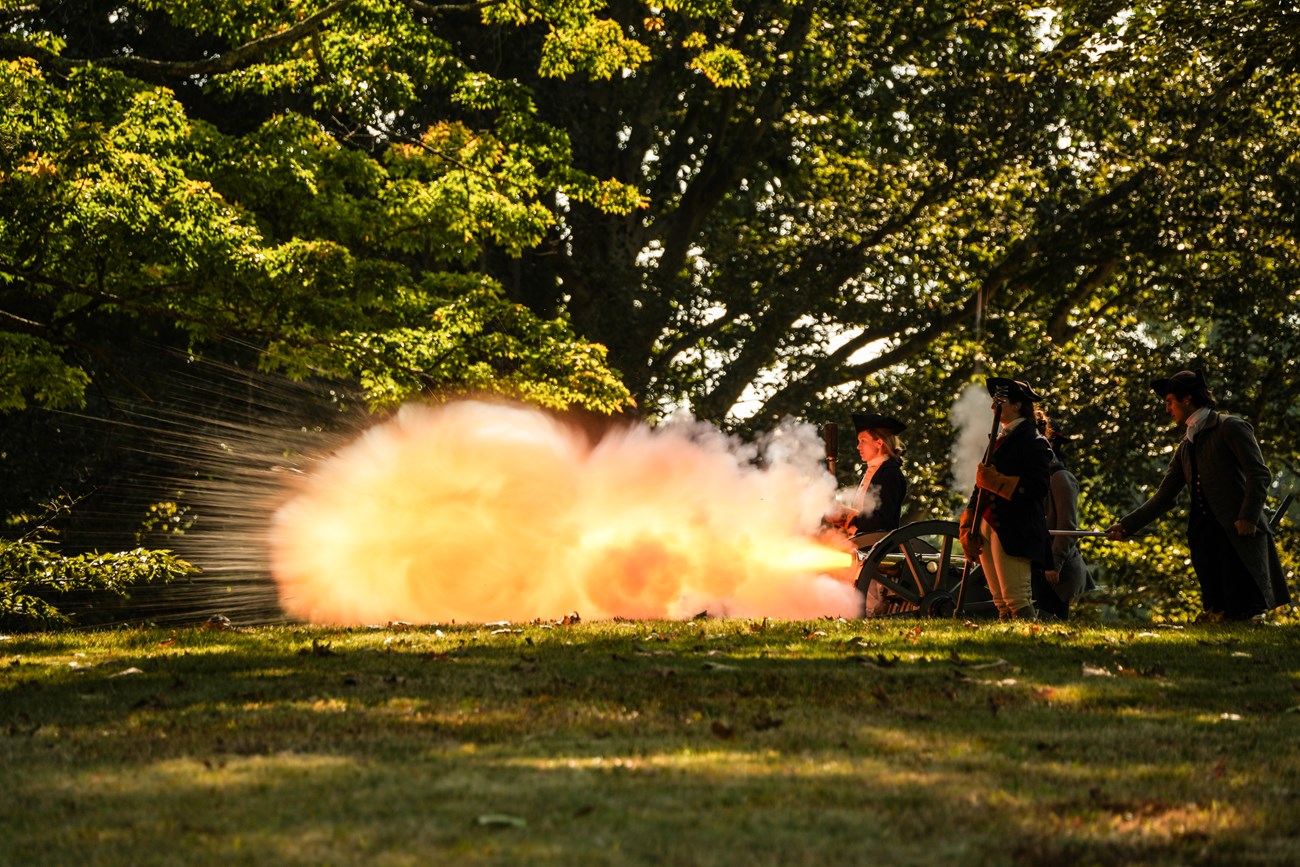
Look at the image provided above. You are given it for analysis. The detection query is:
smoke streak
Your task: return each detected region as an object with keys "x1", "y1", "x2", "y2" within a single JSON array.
[
  {"x1": 949, "y1": 383, "x2": 993, "y2": 496},
  {"x1": 268, "y1": 400, "x2": 862, "y2": 624}
]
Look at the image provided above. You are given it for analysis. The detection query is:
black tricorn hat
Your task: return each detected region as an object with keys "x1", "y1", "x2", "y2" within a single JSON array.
[
  {"x1": 851, "y1": 413, "x2": 907, "y2": 435},
  {"x1": 1151, "y1": 368, "x2": 1208, "y2": 396},
  {"x1": 986, "y1": 377, "x2": 1042, "y2": 404}
]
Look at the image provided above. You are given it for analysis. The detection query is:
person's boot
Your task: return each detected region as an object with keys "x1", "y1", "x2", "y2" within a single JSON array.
[{"x1": 1012, "y1": 605, "x2": 1037, "y2": 621}]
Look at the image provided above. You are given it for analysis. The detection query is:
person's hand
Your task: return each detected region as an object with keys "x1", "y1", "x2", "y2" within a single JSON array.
[
  {"x1": 958, "y1": 510, "x2": 982, "y2": 560},
  {"x1": 1234, "y1": 519, "x2": 1257, "y2": 537},
  {"x1": 975, "y1": 462, "x2": 1019, "y2": 500},
  {"x1": 1105, "y1": 523, "x2": 1128, "y2": 541},
  {"x1": 1044, "y1": 569, "x2": 1059, "y2": 585}
]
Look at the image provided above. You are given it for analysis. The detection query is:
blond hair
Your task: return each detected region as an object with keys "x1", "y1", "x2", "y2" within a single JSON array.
[{"x1": 870, "y1": 428, "x2": 901, "y2": 459}]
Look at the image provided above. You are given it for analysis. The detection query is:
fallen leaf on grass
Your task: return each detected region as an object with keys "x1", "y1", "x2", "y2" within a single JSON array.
[
  {"x1": 711, "y1": 720, "x2": 734, "y2": 739},
  {"x1": 476, "y1": 814, "x2": 527, "y2": 828},
  {"x1": 559, "y1": 611, "x2": 582, "y2": 626},
  {"x1": 1081, "y1": 663, "x2": 1113, "y2": 677},
  {"x1": 111, "y1": 667, "x2": 144, "y2": 678}
]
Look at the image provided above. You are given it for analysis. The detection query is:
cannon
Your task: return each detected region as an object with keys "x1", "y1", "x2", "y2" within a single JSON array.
[
  {"x1": 848, "y1": 492, "x2": 1294, "y2": 619},
  {"x1": 848, "y1": 521, "x2": 986, "y2": 619}
]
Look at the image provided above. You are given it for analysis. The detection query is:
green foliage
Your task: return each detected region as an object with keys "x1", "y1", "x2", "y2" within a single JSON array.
[
  {"x1": 0, "y1": 333, "x2": 90, "y2": 412},
  {"x1": 0, "y1": 541, "x2": 198, "y2": 630},
  {"x1": 272, "y1": 285, "x2": 632, "y2": 412},
  {"x1": 1, "y1": 499, "x2": 198, "y2": 630},
  {"x1": 2, "y1": 0, "x2": 1299, "y2": 624},
  {"x1": 0, "y1": 2, "x2": 644, "y2": 418}
]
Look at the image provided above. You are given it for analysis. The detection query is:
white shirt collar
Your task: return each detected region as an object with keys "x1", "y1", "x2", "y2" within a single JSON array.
[{"x1": 1184, "y1": 407, "x2": 1213, "y2": 442}]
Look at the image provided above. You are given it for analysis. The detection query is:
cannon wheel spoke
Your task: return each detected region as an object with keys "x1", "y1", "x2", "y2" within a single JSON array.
[{"x1": 854, "y1": 520, "x2": 988, "y2": 618}]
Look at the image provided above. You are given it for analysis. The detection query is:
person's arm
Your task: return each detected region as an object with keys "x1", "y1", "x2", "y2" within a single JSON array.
[
  {"x1": 1112, "y1": 451, "x2": 1187, "y2": 537},
  {"x1": 1049, "y1": 470, "x2": 1080, "y2": 567}
]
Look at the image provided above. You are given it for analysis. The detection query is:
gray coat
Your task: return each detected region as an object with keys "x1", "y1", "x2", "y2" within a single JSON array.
[
  {"x1": 1044, "y1": 461, "x2": 1095, "y2": 603},
  {"x1": 1119, "y1": 411, "x2": 1289, "y2": 608}
]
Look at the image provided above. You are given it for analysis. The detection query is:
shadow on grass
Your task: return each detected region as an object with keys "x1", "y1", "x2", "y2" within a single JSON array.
[{"x1": 2, "y1": 622, "x2": 1298, "y2": 866}]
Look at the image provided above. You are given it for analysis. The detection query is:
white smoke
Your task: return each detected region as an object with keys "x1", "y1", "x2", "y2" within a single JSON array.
[{"x1": 949, "y1": 384, "x2": 994, "y2": 498}]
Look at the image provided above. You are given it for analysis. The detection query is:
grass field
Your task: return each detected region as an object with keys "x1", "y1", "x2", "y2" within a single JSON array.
[{"x1": 2, "y1": 617, "x2": 1298, "y2": 866}]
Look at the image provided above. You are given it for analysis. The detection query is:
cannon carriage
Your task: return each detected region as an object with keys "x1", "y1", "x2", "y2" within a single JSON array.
[{"x1": 848, "y1": 520, "x2": 990, "y2": 619}]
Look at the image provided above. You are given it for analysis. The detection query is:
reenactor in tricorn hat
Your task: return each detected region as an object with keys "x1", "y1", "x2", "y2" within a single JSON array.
[
  {"x1": 840, "y1": 412, "x2": 908, "y2": 538},
  {"x1": 959, "y1": 377, "x2": 1055, "y2": 620},
  {"x1": 1107, "y1": 368, "x2": 1290, "y2": 620}
]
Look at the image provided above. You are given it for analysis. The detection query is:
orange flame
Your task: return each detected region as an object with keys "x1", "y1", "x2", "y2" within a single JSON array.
[{"x1": 269, "y1": 400, "x2": 862, "y2": 624}]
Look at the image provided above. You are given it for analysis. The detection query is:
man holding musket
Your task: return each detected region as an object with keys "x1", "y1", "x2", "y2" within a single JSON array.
[
  {"x1": 959, "y1": 378, "x2": 1055, "y2": 621},
  {"x1": 1106, "y1": 369, "x2": 1290, "y2": 621}
]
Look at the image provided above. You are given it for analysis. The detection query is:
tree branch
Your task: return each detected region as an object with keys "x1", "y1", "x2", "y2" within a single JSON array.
[{"x1": 0, "y1": 0, "x2": 355, "y2": 77}]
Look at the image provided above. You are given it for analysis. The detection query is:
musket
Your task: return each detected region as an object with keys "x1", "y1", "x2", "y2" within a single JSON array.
[
  {"x1": 822, "y1": 422, "x2": 838, "y2": 477},
  {"x1": 954, "y1": 383, "x2": 1007, "y2": 617}
]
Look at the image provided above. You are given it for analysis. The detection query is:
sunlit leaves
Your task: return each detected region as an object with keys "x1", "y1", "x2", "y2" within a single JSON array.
[
  {"x1": 540, "y1": 19, "x2": 653, "y2": 80},
  {"x1": 0, "y1": 538, "x2": 198, "y2": 629},
  {"x1": 271, "y1": 285, "x2": 634, "y2": 413},
  {"x1": 0, "y1": 334, "x2": 90, "y2": 412},
  {"x1": 689, "y1": 45, "x2": 750, "y2": 88}
]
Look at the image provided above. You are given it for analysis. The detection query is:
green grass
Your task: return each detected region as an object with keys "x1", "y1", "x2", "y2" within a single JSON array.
[{"x1": 2, "y1": 618, "x2": 1298, "y2": 866}]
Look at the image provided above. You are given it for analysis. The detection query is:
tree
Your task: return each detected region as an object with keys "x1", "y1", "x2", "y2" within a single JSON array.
[{"x1": 2, "y1": 1, "x2": 1296, "y2": 622}]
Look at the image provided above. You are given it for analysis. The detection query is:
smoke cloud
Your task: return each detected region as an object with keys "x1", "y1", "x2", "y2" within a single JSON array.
[
  {"x1": 268, "y1": 400, "x2": 861, "y2": 624},
  {"x1": 949, "y1": 383, "x2": 993, "y2": 497}
]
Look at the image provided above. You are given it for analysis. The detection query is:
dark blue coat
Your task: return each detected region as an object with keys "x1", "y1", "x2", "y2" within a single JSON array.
[
  {"x1": 850, "y1": 457, "x2": 907, "y2": 534},
  {"x1": 968, "y1": 419, "x2": 1054, "y2": 568}
]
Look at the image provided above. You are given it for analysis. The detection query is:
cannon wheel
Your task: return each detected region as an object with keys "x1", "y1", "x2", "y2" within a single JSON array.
[{"x1": 852, "y1": 520, "x2": 993, "y2": 618}]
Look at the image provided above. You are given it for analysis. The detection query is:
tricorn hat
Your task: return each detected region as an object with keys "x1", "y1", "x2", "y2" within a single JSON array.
[
  {"x1": 986, "y1": 377, "x2": 1042, "y2": 404},
  {"x1": 851, "y1": 412, "x2": 907, "y2": 435},
  {"x1": 1151, "y1": 368, "x2": 1208, "y2": 397}
]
